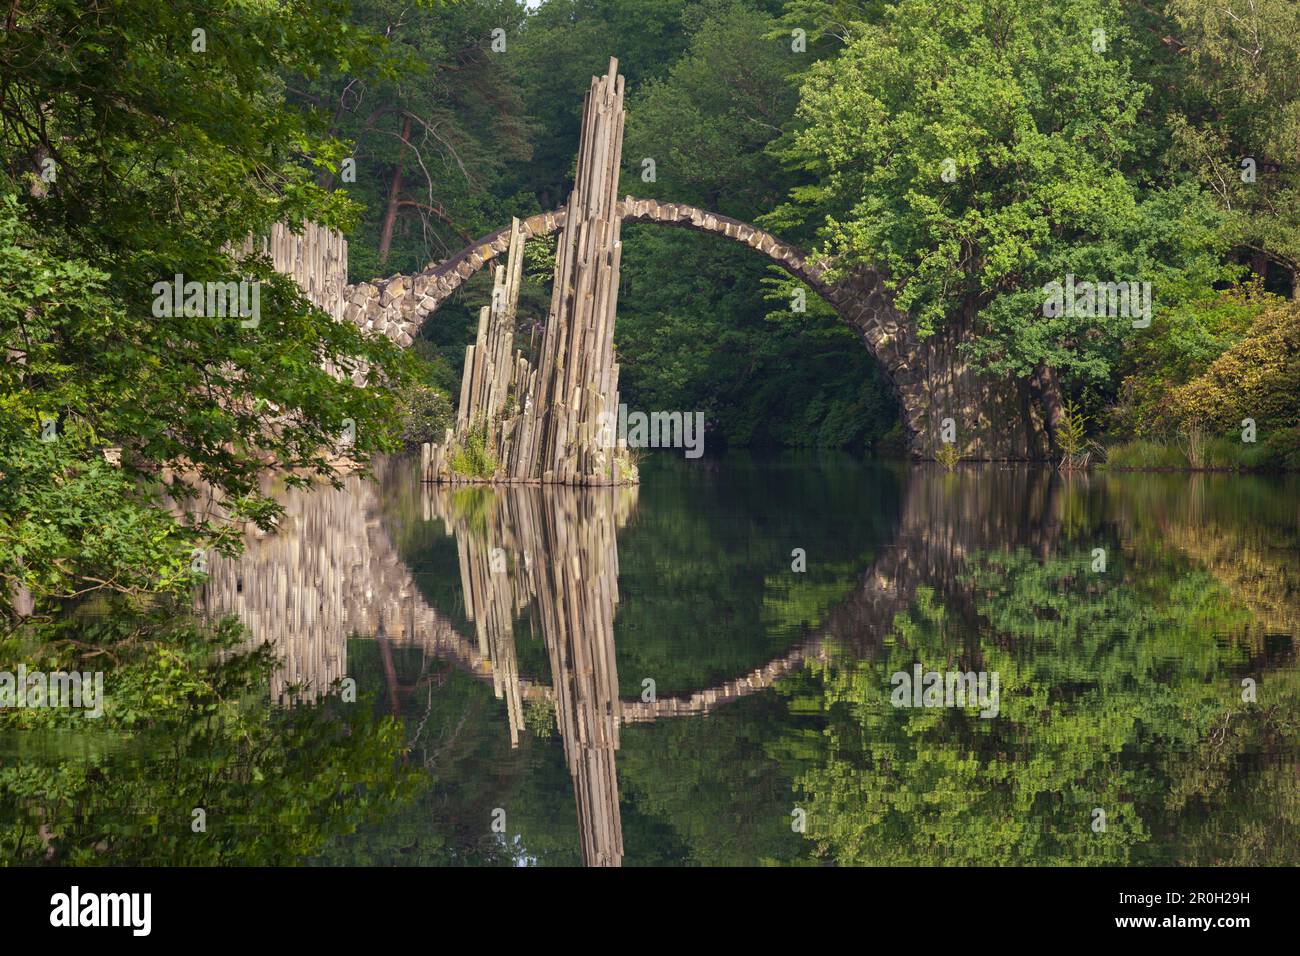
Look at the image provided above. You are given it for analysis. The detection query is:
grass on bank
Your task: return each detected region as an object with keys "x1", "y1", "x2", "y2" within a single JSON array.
[{"x1": 1102, "y1": 433, "x2": 1291, "y2": 471}]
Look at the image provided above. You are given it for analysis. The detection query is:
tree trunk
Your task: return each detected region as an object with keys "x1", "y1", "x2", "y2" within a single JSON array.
[
  {"x1": 1250, "y1": 248, "x2": 1270, "y2": 288},
  {"x1": 377, "y1": 116, "x2": 412, "y2": 267},
  {"x1": 1033, "y1": 362, "x2": 1065, "y2": 448}
]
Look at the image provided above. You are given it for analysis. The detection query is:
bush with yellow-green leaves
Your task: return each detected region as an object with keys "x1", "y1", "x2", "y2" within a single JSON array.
[{"x1": 1170, "y1": 301, "x2": 1300, "y2": 469}]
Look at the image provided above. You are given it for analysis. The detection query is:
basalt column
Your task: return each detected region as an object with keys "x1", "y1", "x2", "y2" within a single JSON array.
[
  {"x1": 520, "y1": 57, "x2": 632, "y2": 485},
  {"x1": 423, "y1": 58, "x2": 635, "y2": 484},
  {"x1": 423, "y1": 217, "x2": 532, "y2": 482}
]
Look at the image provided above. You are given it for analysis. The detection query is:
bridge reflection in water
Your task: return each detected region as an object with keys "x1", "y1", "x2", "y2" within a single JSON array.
[{"x1": 199, "y1": 461, "x2": 1063, "y2": 866}]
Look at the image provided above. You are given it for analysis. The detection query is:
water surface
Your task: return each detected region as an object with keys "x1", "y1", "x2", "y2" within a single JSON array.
[
  {"x1": 195, "y1": 453, "x2": 1300, "y2": 865},
  {"x1": 10, "y1": 453, "x2": 1297, "y2": 866}
]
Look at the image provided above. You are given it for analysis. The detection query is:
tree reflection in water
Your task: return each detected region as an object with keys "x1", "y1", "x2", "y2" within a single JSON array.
[{"x1": 10, "y1": 458, "x2": 1295, "y2": 865}]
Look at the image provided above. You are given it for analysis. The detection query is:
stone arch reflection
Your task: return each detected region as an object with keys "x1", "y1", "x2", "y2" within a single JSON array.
[{"x1": 200, "y1": 461, "x2": 1062, "y2": 865}]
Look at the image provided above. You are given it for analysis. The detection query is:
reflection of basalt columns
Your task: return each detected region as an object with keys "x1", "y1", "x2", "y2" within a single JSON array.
[
  {"x1": 202, "y1": 463, "x2": 1063, "y2": 864},
  {"x1": 426, "y1": 484, "x2": 628, "y2": 865},
  {"x1": 196, "y1": 481, "x2": 363, "y2": 704},
  {"x1": 530, "y1": 491, "x2": 624, "y2": 866},
  {"x1": 198, "y1": 470, "x2": 490, "y2": 705}
]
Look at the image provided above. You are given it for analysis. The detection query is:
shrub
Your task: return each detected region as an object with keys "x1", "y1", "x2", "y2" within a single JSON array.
[
  {"x1": 1056, "y1": 399, "x2": 1091, "y2": 469},
  {"x1": 396, "y1": 384, "x2": 453, "y2": 451},
  {"x1": 1257, "y1": 425, "x2": 1300, "y2": 470},
  {"x1": 1107, "y1": 285, "x2": 1272, "y2": 437},
  {"x1": 450, "y1": 422, "x2": 497, "y2": 479},
  {"x1": 1171, "y1": 300, "x2": 1300, "y2": 443}
]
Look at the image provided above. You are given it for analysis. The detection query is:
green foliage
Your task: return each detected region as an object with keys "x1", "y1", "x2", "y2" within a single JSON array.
[
  {"x1": 511, "y1": 0, "x2": 695, "y2": 208},
  {"x1": 523, "y1": 696, "x2": 556, "y2": 740},
  {"x1": 1102, "y1": 437, "x2": 1189, "y2": 471},
  {"x1": 601, "y1": 2, "x2": 901, "y2": 451},
  {"x1": 794, "y1": 545, "x2": 1282, "y2": 865},
  {"x1": 779, "y1": 0, "x2": 1229, "y2": 390},
  {"x1": 934, "y1": 442, "x2": 960, "y2": 471},
  {"x1": 1, "y1": 608, "x2": 417, "y2": 864},
  {"x1": 295, "y1": 0, "x2": 535, "y2": 278},
  {"x1": 624, "y1": 2, "x2": 797, "y2": 217},
  {"x1": 396, "y1": 383, "x2": 454, "y2": 452},
  {"x1": 1105, "y1": 431, "x2": 1278, "y2": 471},
  {"x1": 449, "y1": 422, "x2": 497, "y2": 479},
  {"x1": 1256, "y1": 426, "x2": 1300, "y2": 471},
  {"x1": 1103, "y1": 299, "x2": 1300, "y2": 470},
  {"x1": 616, "y1": 227, "x2": 899, "y2": 450},
  {"x1": 1165, "y1": 0, "x2": 1300, "y2": 294},
  {"x1": 1056, "y1": 398, "x2": 1090, "y2": 468},
  {"x1": 1171, "y1": 300, "x2": 1300, "y2": 447},
  {"x1": 0, "y1": 432, "x2": 199, "y2": 615},
  {"x1": 772, "y1": 1, "x2": 892, "y2": 57},
  {"x1": 0, "y1": 1, "x2": 412, "y2": 617},
  {"x1": 1107, "y1": 285, "x2": 1270, "y2": 438}
]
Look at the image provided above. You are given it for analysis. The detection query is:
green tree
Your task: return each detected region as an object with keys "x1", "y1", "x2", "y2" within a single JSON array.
[
  {"x1": 612, "y1": 1, "x2": 899, "y2": 449},
  {"x1": 512, "y1": 0, "x2": 695, "y2": 210},
  {"x1": 779, "y1": 0, "x2": 1228, "y2": 395},
  {"x1": 1, "y1": 0, "x2": 412, "y2": 617},
  {"x1": 624, "y1": 1, "x2": 797, "y2": 219},
  {"x1": 293, "y1": 0, "x2": 536, "y2": 277},
  {"x1": 1165, "y1": 0, "x2": 1300, "y2": 298}
]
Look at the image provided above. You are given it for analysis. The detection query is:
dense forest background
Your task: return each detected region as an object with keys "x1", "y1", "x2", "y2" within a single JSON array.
[
  {"x1": 7, "y1": 0, "x2": 1300, "y2": 616},
  {"x1": 308, "y1": 0, "x2": 1300, "y2": 462},
  {"x1": 317, "y1": 0, "x2": 904, "y2": 451}
]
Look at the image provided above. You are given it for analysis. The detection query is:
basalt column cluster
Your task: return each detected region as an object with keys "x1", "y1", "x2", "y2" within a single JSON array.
[{"x1": 422, "y1": 58, "x2": 636, "y2": 485}]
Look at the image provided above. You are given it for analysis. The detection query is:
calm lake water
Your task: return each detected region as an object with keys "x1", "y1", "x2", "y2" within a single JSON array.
[
  {"x1": 13, "y1": 453, "x2": 1294, "y2": 866},
  {"x1": 188, "y1": 452, "x2": 1300, "y2": 866}
]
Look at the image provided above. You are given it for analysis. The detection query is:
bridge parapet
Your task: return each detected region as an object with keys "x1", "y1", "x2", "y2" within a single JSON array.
[{"x1": 336, "y1": 198, "x2": 832, "y2": 352}]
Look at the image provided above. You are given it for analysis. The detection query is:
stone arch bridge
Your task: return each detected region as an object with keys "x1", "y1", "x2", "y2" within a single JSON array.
[{"x1": 342, "y1": 198, "x2": 1057, "y2": 460}]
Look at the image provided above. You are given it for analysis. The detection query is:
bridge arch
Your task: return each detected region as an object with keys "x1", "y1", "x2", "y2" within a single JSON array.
[
  {"x1": 342, "y1": 197, "x2": 1054, "y2": 460},
  {"x1": 343, "y1": 197, "x2": 862, "y2": 337}
]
